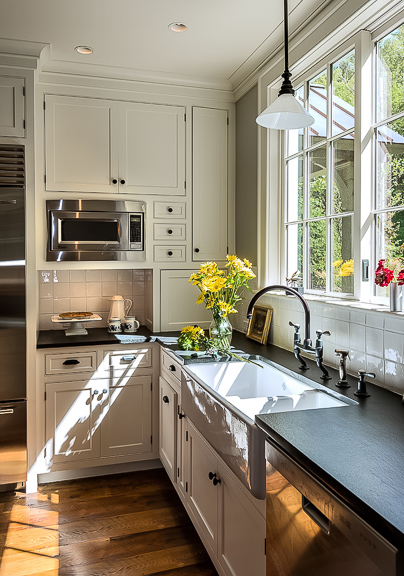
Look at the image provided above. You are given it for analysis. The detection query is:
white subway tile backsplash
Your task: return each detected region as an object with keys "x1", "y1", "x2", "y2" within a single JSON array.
[
  {"x1": 384, "y1": 315, "x2": 404, "y2": 333},
  {"x1": 350, "y1": 310, "x2": 365, "y2": 325},
  {"x1": 39, "y1": 269, "x2": 149, "y2": 331},
  {"x1": 365, "y1": 312, "x2": 384, "y2": 329},
  {"x1": 384, "y1": 331, "x2": 404, "y2": 363},
  {"x1": 86, "y1": 270, "x2": 102, "y2": 282},
  {"x1": 69, "y1": 270, "x2": 86, "y2": 283},
  {"x1": 53, "y1": 283, "x2": 70, "y2": 298},
  {"x1": 349, "y1": 323, "x2": 365, "y2": 352},
  {"x1": 384, "y1": 362, "x2": 404, "y2": 395},
  {"x1": 349, "y1": 349, "x2": 366, "y2": 374},
  {"x1": 365, "y1": 326, "x2": 384, "y2": 358},
  {"x1": 366, "y1": 355, "x2": 384, "y2": 384},
  {"x1": 335, "y1": 319, "x2": 349, "y2": 344}
]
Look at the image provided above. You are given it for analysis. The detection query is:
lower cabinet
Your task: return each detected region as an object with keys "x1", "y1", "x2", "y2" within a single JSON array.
[
  {"x1": 158, "y1": 375, "x2": 178, "y2": 483},
  {"x1": 45, "y1": 375, "x2": 152, "y2": 466},
  {"x1": 185, "y1": 420, "x2": 266, "y2": 576}
]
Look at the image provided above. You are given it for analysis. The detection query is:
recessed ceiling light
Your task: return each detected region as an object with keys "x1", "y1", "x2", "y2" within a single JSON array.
[
  {"x1": 168, "y1": 22, "x2": 187, "y2": 32},
  {"x1": 75, "y1": 46, "x2": 93, "y2": 55}
]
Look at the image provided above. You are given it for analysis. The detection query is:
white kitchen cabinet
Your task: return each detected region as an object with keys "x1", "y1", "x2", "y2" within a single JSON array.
[
  {"x1": 185, "y1": 419, "x2": 266, "y2": 576},
  {"x1": 41, "y1": 344, "x2": 157, "y2": 473},
  {"x1": 160, "y1": 269, "x2": 212, "y2": 331},
  {"x1": 159, "y1": 375, "x2": 178, "y2": 483},
  {"x1": 0, "y1": 76, "x2": 25, "y2": 137},
  {"x1": 192, "y1": 107, "x2": 228, "y2": 262},
  {"x1": 101, "y1": 375, "x2": 152, "y2": 458},
  {"x1": 44, "y1": 95, "x2": 186, "y2": 195},
  {"x1": 45, "y1": 379, "x2": 101, "y2": 465}
]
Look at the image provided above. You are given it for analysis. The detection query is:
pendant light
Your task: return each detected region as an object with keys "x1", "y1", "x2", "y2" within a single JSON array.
[{"x1": 256, "y1": 0, "x2": 314, "y2": 130}]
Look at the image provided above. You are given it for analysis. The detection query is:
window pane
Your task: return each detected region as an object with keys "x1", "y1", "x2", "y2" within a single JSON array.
[
  {"x1": 286, "y1": 156, "x2": 303, "y2": 221},
  {"x1": 331, "y1": 215, "x2": 354, "y2": 293},
  {"x1": 309, "y1": 145, "x2": 327, "y2": 218},
  {"x1": 377, "y1": 23, "x2": 404, "y2": 122},
  {"x1": 287, "y1": 87, "x2": 305, "y2": 155},
  {"x1": 376, "y1": 211, "x2": 404, "y2": 266},
  {"x1": 308, "y1": 219, "x2": 326, "y2": 290},
  {"x1": 332, "y1": 50, "x2": 355, "y2": 136},
  {"x1": 309, "y1": 70, "x2": 327, "y2": 147},
  {"x1": 286, "y1": 223, "x2": 303, "y2": 283},
  {"x1": 332, "y1": 137, "x2": 354, "y2": 213},
  {"x1": 376, "y1": 120, "x2": 404, "y2": 210}
]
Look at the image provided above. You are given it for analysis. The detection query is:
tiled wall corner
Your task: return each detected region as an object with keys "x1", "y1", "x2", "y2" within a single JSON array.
[{"x1": 38, "y1": 268, "x2": 151, "y2": 331}]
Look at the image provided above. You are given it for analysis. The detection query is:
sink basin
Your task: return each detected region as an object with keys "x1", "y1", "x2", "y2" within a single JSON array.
[{"x1": 182, "y1": 357, "x2": 357, "y2": 500}]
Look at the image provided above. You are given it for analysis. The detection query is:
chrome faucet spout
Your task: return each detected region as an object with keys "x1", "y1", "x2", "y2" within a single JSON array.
[{"x1": 246, "y1": 284, "x2": 311, "y2": 347}]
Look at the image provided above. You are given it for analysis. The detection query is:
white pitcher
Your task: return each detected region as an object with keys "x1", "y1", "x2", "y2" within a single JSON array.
[{"x1": 108, "y1": 295, "x2": 133, "y2": 322}]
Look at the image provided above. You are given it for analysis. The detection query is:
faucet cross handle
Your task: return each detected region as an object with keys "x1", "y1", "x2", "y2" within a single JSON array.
[
  {"x1": 316, "y1": 329, "x2": 331, "y2": 339},
  {"x1": 288, "y1": 321, "x2": 300, "y2": 334}
]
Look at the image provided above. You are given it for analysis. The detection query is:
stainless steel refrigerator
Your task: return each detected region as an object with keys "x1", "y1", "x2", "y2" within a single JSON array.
[{"x1": 0, "y1": 145, "x2": 26, "y2": 488}]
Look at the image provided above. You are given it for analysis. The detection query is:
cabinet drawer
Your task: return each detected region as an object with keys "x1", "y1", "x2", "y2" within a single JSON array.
[
  {"x1": 101, "y1": 348, "x2": 152, "y2": 375},
  {"x1": 153, "y1": 223, "x2": 186, "y2": 241},
  {"x1": 45, "y1": 351, "x2": 97, "y2": 376},
  {"x1": 154, "y1": 202, "x2": 186, "y2": 219},
  {"x1": 161, "y1": 350, "x2": 181, "y2": 383},
  {"x1": 154, "y1": 245, "x2": 185, "y2": 262}
]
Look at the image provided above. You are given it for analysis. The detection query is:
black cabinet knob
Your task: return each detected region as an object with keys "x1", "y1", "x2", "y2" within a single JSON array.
[
  {"x1": 167, "y1": 229, "x2": 173, "y2": 235},
  {"x1": 120, "y1": 179, "x2": 125, "y2": 185},
  {"x1": 213, "y1": 477, "x2": 221, "y2": 486},
  {"x1": 162, "y1": 395, "x2": 169, "y2": 404},
  {"x1": 195, "y1": 248, "x2": 200, "y2": 253},
  {"x1": 168, "y1": 364, "x2": 176, "y2": 372},
  {"x1": 208, "y1": 471, "x2": 221, "y2": 485},
  {"x1": 112, "y1": 178, "x2": 118, "y2": 184},
  {"x1": 167, "y1": 251, "x2": 173, "y2": 256},
  {"x1": 167, "y1": 207, "x2": 173, "y2": 213},
  {"x1": 178, "y1": 412, "x2": 185, "y2": 419}
]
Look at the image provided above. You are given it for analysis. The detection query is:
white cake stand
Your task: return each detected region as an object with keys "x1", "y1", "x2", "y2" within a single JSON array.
[{"x1": 51, "y1": 313, "x2": 102, "y2": 336}]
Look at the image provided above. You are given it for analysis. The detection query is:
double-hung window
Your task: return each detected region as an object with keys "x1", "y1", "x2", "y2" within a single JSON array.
[
  {"x1": 284, "y1": 50, "x2": 355, "y2": 295},
  {"x1": 374, "y1": 22, "x2": 404, "y2": 297}
]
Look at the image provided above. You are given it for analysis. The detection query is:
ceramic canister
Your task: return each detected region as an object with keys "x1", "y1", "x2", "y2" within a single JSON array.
[
  {"x1": 108, "y1": 317, "x2": 122, "y2": 333},
  {"x1": 123, "y1": 316, "x2": 140, "y2": 333}
]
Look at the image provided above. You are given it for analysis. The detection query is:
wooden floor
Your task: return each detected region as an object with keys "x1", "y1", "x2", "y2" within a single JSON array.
[{"x1": 0, "y1": 468, "x2": 219, "y2": 576}]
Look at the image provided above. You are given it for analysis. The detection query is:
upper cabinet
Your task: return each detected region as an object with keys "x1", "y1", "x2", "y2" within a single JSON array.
[
  {"x1": 192, "y1": 107, "x2": 228, "y2": 262},
  {"x1": 0, "y1": 76, "x2": 25, "y2": 138},
  {"x1": 44, "y1": 95, "x2": 186, "y2": 195}
]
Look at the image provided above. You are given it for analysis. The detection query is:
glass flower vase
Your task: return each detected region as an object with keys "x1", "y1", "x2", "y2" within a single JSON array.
[{"x1": 209, "y1": 314, "x2": 233, "y2": 350}]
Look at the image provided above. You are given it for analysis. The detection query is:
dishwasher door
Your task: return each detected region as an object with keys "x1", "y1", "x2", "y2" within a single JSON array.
[{"x1": 265, "y1": 439, "x2": 401, "y2": 576}]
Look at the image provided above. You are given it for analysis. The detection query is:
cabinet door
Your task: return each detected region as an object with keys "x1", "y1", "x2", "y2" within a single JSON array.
[
  {"x1": 218, "y1": 462, "x2": 266, "y2": 576},
  {"x1": 160, "y1": 270, "x2": 212, "y2": 331},
  {"x1": 45, "y1": 95, "x2": 119, "y2": 192},
  {"x1": 192, "y1": 107, "x2": 228, "y2": 261},
  {"x1": 101, "y1": 375, "x2": 152, "y2": 458},
  {"x1": 186, "y1": 420, "x2": 219, "y2": 555},
  {"x1": 159, "y1": 376, "x2": 178, "y2": 482},
  {"x1": 119, "y1": 102, "x2": 186, "y2": 195},
  {"x1": 0, "y1": 76, "x2": 25, "y2": 137},
  {"x1": 45, "y1": 380, "x2": 101, "y2": 465}
]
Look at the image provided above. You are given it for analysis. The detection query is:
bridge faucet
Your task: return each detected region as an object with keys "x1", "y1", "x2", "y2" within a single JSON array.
[{"x1": 246, "y1": 284, "x2": 331, "y2": 380}]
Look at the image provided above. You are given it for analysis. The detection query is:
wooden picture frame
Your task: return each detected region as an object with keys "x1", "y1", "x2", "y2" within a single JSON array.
[{"x1": 246, "y1": 305, "x2": 273, "y2": 344}]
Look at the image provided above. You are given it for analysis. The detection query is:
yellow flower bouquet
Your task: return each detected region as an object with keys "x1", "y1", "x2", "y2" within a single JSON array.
[{"x1": 188, "y1": 255, "x2": 255, "y2": 349}]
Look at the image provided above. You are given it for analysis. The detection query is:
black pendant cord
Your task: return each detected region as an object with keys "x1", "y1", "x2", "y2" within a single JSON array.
[{"x1": 278, "y1": 0, "x2": 295, "y2": 97}]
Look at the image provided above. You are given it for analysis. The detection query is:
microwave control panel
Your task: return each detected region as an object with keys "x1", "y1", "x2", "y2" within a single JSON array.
[{"x1": 129, "y1": 213, "x2": 144, "y2": 250}]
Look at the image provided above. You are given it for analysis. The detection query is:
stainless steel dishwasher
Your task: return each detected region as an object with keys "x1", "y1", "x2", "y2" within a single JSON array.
[{"x1": 265, "y1": 439, "x2": 402, "y2": 576}]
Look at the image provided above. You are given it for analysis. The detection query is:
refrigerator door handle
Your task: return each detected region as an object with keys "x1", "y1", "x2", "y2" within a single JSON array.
[
  {"x1": 0, "y1": 408, "x2": 14, "y2": 415},
  {"x1": 0, "y1": 200, "x2": 17, "y2": 204}
]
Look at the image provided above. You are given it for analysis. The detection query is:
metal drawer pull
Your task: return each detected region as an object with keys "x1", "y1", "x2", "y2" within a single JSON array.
[
  {"x1": 162, "y1": 395, "x2": 169, "y2": 403},
  {"x1": 121, "y1": 355, "x2": 135, "y2": 363},
  {"x1": 0, "y1": 199, "x2": 17, "y2": 204},
  {"x1": 0, "y1": 408, "x2": 13, "y2": 415},
  {"x1": 302, "y1": 496, "x2": 330, "y2": 535},
  {"x1": 168, "y1": 364, "x2": 176, "y2": 372},
  {"x1": 62, "y1": 359, "x2": 80, "y2": 366}
]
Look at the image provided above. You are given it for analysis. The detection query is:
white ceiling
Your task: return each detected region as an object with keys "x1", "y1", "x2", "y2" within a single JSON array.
[{"x1": 0, "y1": 0, "x2": 329, "y2": 90}]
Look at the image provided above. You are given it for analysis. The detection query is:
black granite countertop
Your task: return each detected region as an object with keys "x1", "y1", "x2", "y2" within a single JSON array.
[
  {"x1": 37, "y1": 328, "x2": 404, "y2": 550},
  {"x1": 36, "y1": 327, "x2": 180, "y2": 348}
]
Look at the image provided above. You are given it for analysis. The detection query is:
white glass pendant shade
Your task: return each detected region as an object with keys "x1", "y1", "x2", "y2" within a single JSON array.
[{"x1": 256, "y1": 93, "x2": 314, "y2": 130}]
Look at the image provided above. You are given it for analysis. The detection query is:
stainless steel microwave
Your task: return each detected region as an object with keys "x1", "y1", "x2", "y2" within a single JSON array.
[{"x1": 46, "y1": 199, "x2": 145, "y2": 261}]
